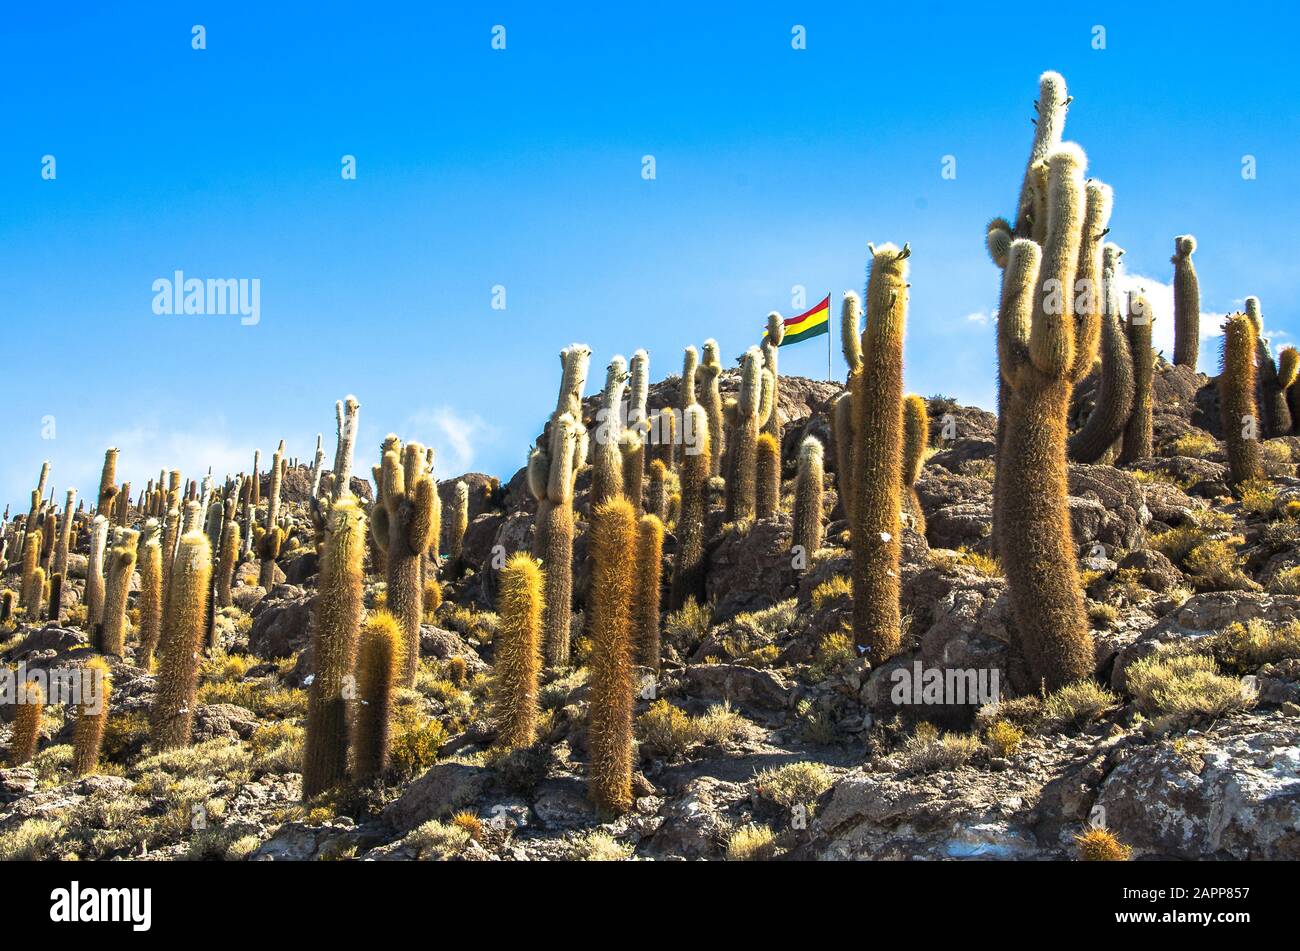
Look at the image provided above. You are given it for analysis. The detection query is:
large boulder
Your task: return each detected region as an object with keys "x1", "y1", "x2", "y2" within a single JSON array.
[
  {"x1": 705, "y1": 518, "x2": 798, "y2": 622},
  {"x1": 247, "y1": 585, "x2": 313, "y2": 659}
]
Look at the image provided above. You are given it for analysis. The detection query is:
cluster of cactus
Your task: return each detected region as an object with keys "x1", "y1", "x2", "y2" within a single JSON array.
[
  {"x1": 987, "y1": 72, "x2": 1114, "y2": 690},
  {"x1": 1245, "y1": 297, "x2": 1299, "y2": 437}
]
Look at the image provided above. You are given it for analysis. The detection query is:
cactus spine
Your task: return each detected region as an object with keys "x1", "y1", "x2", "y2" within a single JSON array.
[
  {"x1": 901, "y1": 395, "x2": 929, "y2": 534},
  {"x1": 303, "y1": 495, "x2": 366, "y2": 798},
  {"x1": 151, "y1": 529, "x2": 212, "y2": 749},
  {"x1": 100, "y1": 528, "x2": 140, "y2": 656},
  {"x1": 1219, "y1": 313, "x2": 1263, "y2": 486},
  {"x1": 755, "y1": 432, "x2": 781, "y2": 517},
  {"x1": 72, "y1": 657, "x2": 111, "y2": 776},
  {"x1": 634, "y1": 513, "x2": 665, "y2": 672},
  {"x1": 699, "y1": 340, "x2": 725, "y2": 477},
  {"x1": 671, "y1": 403, "x2": 710, "y2": 610},
  {"x1": 352, "y1": 611, "x2": 401, "y2": 781},
  {"x1": 371, "y1": 440, "x2": 437, "y2": 687},
  {"x1": 997, "y1": 142, "x2": 1108, "y2": 690},
  {"x1": 849, "y1": 243, "x2": 910, "y2": 661},
  {"x1": 1171, "y1": 235, "x2": 1200, "y2": 368},
  {"x1": 491, "y1": 552, "x2": 544, "y2": 749},
  {"x1": 8, "y1": 680, "x2": 43, "y2": 765},
  {"x1": 1245, "y1": 297, "x2": 1297, "y2": 437},
  {"x1": 586, "y1": 497, "x2": 637, "y2": 815},
  {"x1": 137, "y1": 519, "x2": 163, "y2": 667},
  {"x1": 1117, "y1": 291, "x2": 1155, "y2": 463},
  {"x1": 792, "y1": 436, "x2": 825, "y2": 557},
  {"x1": 1070, "y1": 244, "x2": 1135, "y2": 462}
]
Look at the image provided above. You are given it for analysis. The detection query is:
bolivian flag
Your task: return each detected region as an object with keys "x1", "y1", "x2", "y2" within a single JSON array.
[{"x1": 772, "y1": 294, "x2": 831, "y2": 346}]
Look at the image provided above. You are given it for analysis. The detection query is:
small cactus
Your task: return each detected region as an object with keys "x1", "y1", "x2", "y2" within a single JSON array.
[
  {"x1": 8, "y1": 679, "x2": 43, "y2": 766},
  {"x1": 491, "y1": 553, "x2": 544, "y2": 749},
  {"x1": 792, "y1": 436, "x2": 825, "y2": 557},
  {"x1": 901, "y1": 395, "x2": 929, "y2": 535},
  {"x1": 72, "y1": 657, "x2": 112, "y2": 776},
  {"x1": 447, "y1": 480, "x2": 470, "y2": 572},
  {"x1": 1219, "y1": 312, "x2": 1263, "y2": 486},
  {"x1": 754, "y1": 432, "x2": 781, "y2": 518},
  {"x1": 352, "y1": 611, "x2": 401, "y2": 781}
]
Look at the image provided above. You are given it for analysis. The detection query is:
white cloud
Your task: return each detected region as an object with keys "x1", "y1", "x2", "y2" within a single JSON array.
[
  {"x1": 407, "y1": 406, "x2": 496, "y2": 478},
  {"x1": 964, "y1": 310, "x2": 992, "y2": 327}
]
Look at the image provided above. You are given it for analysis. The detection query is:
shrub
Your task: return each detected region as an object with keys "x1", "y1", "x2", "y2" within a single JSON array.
[
  {"x1": 1125, "y1": 652, "x2": 1257, "y2": 719},
  {"x1": 806, "y1": 630, "x2": 856, "y2": 681},
  {"x1": 896, "y1": 722, "x2": 981, "y2": 773},
  {"x1": 754, "y1": 761, "x2": 833, "y2": 813},
  {"x1": 635, "y1": 699, "x2": 748, "y2": 756},
  {"x1": 1184, "y1": 538, "x2": 1256, "y2": 591},
  {"x1": 408, "y1": 820, "x2": 472, "y2": 860},
  {"x1": 810, "y1": 575, "x2": 852, "y2": 611},
  {"x1": 1041, "y1": 681, "x2": 1118, "y2": 728},
  {"x1": 726, "y1": 823, "x2": 776, "y2": 861},
  {"x1": 1267, "y1": 566, "x2": 1300, "y2": 595},
  {"x1": 984, "y1": 719, "x2": 1024, "y2": 757},
  {"x1": 1238, "y1": 480, "x2": 1280, "y2": 519},
  {"x1": 568, "y1": 830, "x2": 632, "y2": 861},
  {"x1": 1165, "y1": 432, "x2": 1219, "y2": 459},
  {"x1": 663, "y1": 597, "x2": 711, "y2": 649},
  {"x1": 1214, "y1": 618, "x2": 1300, "y2": 670},
  {"x1": 390, "y1": 718, "x2": 448, "y2": 776}
]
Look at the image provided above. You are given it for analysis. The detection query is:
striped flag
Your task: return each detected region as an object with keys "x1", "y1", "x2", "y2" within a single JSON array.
[{"x1": 769, "y1": 294, "x2": 831, "y2": 346}]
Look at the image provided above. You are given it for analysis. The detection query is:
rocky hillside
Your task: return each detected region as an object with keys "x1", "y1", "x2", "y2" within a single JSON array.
[{"x1": 2, "y1": 357, "x2": 1298, "y2": 862}]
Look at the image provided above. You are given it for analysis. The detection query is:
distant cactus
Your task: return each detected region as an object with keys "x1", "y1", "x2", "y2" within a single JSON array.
[
  {"x1": 309, "y1": 433, "x2": 325, "y2": 499},
  {"x1": 755, "y1": 432, "x2": 781, "y2": 518},
  {"x1": 19, "y1": 527, "x2": 41, "y2": 613},
  {"x1": 352, "y1": 611, "x2": 401, "y2": 781},
  {"x1": 85, "y1": 515, "x2": 109, "y2": 634},
  {"x1": 792, "y1": 436, "x2": 824, "y2": 559},
  {"x1": 997, "y1": 143, "x2": 1108, "y2": 690},
  {"x1": 699, "y1": 340, "x2": 725, "y2": 477},
  {"x1": 901, "y1": 395, "x2": 929, "y2": 535},
  {"x1": 1117, "y1": 291, "x2": 1155, "y2": 463},
  {"x1": 100, "y1": 528, "x2": 140, "y2": 656},
  {"x1": 137, "y1": 519, "x2": 163, "y2": 667},
  {"x1": 1171, "y1": 235, "x2": 1200, "y2": 368},
  {"x1": 447, "y1": 480, "x2": 470, "y2": 571},
  {"x1": 333, "y1": 396, "x2": 361, "y2": 501},
  {"x1": 371, "y1": 440, "x2": 437, "y2": 686},
  {"x1": 0, "y1": 591, "x2": 13, "y2": 625},
  {"x1": 619, "y1": 431, "x2": 645, "y2": 512},
  {"x1": 8, "y1": 680, "x2": 42, "y2": 766},
  {"x1": 53, "y1": 488, "x2": 75, "y2": 579},
  {"x1": 72, "y1": 657, "x2": 112, "y2": 776},
  {"x1": 47, "y1": 573, "x2": 62, "y2": 622},
  {"x1": 491, "y1": 553, "x2": 544, "y2": 749},
  {"x1": 1246, "y1": 297, "x2": 1298, "y2": 436},
  {"x1": 849, "y1": 243, "x2": 910, "y2": 661},
  {"x1": 216, "y1": 512, "x2": 240, "y2": 609},
  {"x1": 633, "y1": 514, "x2": 665, "y2": 672},
  {"x1": 670, "y1": 402, "x2": 712, "y2": 608},
  {"x1": 28, "y1": 568, "x2": 45, "y2": 621},
  {"x1": 1070, "y1": 244, "x2": 1135, "y2": 462},
  {"x1": 624, "y1": 349, "x2": 651, "y2": 506},
  {"x1": 97, "y1": 448, "x2": 119, "y2": 518},
  {"x1": 725, "y1": 347, "x2": 764, "y2": 521},
  {"x1": 647, "y1": 458, "x2": 668, "y2": 522},
  {"x1": 587, "y1": 497, "x2": 637, "y2": 815},
  {"x1": 834, "y1": 292, "x2": 862, "y2": 521},
  {"x1": 151, "y1": 530, "x2": 212, "y2": 749},
  {"x1": 591, "y1": 356, "x2": 630, "y2": 507},
  {"x1": 1219, "y1": 313, "x2": 1263, "y2": 486},
  {"x1": 303, "y1": 495, "x2": 366, "y2": 798}
]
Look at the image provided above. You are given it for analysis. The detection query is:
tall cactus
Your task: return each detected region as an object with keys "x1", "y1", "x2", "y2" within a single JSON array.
[
  {"x1": 302, "y1": 495, "x2": 366, "y2": 798},
  {"x1": 997, "y1": 143, "x2": 1109, "y2": 690},
  {"x1": 901, "y1": 395, "x2": 929, "y2": 535},
  {"x1": 85, "y1": 516, "x2": 109, "y2": 632},
  {"x1": 530, "y1": 344, "x2": 590, "y2": 667},
  {"x1": 633, "y1": 514, "x2": 665, "y2": 672},
  {"x1": 100, "y1": 528, "x2": 140, "y2": 656},
  {"x1": 1219, "y1": 313, "x2": 1263, "y2": 487},
  {"x1": 724, "y1": 347, "x2": 764, "y2": 522},
  {"x1": 1117, "y1": 291, "x2": 1155, "y2": 464},
  {"x1": 53, "y1": 489, "x2": 75, "y2": 580},
  {"x1": 792, "y1": 436, "x2": 824, "y2": 558},
  {"x1": 1245, "y1": 297, "x2": 1298, "y2": 437},
  {"x1": 371, "y1": 440, "x2": 437, "y2": 687},
  {"x1": 849, "y1": 243, "x2": 910, "y2": 661},
  {"x1": 1171, "y1": 235, "x2": 1200, "y2": 368},
  {"x1": 97, "y1": 449, "x2": 119, "y2": 518},
  {"x1": 216, "y1": 504, "x2": 240, "y2": 609},
  {"x1": 19, "y1": 527, "x2": 41, "y2": 614},
  {"x1": 137, "y1": 519, "x2": 163, "y2": 667},
  {"x1": 624, "y1": 349, "x2": 651, "y2": 506},
  {"x1": 755, "y1": 432, "x2": 781, "y2": 518},
  {"x1": 762, "y1": 313, "x2": 784, "y2": 439},
  {"x1": 491, "y1": 553, "x2": 544, "y2": 750},
  {"x1": 151, "y1": 529, "x2": 212, "y2": 749},
  {"x1": 447, "y1": 480, "x2": 469, "y2": 573},
  {"x1": 834, "y1": 291, "x2": 863, "y2": 521},
  {"x1": 1070, "y1": 244, "x2": 1135, "y2": 462},
  {"x1": 586, "y1": 497, "x2": 637, "y2": 816},
  {"x1": 256, "y1": 445, "x2": 286, "y2": 591},
  {"x1": 699, "y1": 340, "x2": 725, "y2": 477}
]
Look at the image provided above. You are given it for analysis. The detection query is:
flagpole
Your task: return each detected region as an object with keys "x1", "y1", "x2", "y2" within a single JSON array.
[{"x1": 827, "y1": 293, "x2": 833, "y2": 382}]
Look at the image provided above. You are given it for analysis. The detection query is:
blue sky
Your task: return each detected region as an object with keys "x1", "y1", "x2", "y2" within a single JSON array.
[{"x1": 3, "y1": 2, "x2": 1297, "y2": 513}]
